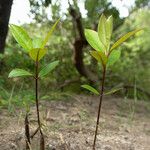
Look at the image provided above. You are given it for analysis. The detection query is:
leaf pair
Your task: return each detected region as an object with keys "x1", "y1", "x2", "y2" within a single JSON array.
[
  {"x1": 9, "y1": 19, "x2": 60, "y2": 79},
  {"x1": 84, "y1": 14, "x2": 113, "y2": 53},
  {"x1": 9, "y1": 18, "x2": 60, "y2": 62},
  {"x1": 89, "y1": 49, "x2": 121, "y2": 67},
  {"x1": 81, "y1": 84, "x2": 122, "y2": 96},
  {"x1": 84, "y1": 14, "x2": 141, "y2": 67},
  {"x1": 82, "y1": 14, "x2": 142, "y2": 96},
  {"x1": 8, "y1": 61, "x2": 59, "y2": 78},
  {"x1": 90, "y1": 51, "x2": 107, "y2": 66}
]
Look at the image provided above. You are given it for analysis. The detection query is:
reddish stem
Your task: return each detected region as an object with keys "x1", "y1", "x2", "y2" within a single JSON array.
[
  {"x1": 92, "y1": 66, "x2": 106, "y2": 150},
  {"x1": 35, "y1": 53, "x2": 45, "y2": 150}
]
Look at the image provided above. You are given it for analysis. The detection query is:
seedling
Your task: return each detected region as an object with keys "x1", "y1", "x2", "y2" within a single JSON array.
[
  {"x1": 82, "y1": 14, "x2": 141, "y2": 149},
  {"x1": 8, "y1": 19, "x2": 60, "y2": 150}
]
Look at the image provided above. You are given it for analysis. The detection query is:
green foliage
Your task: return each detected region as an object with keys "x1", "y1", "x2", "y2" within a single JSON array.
[
  {"x1": 41, "y1": 18, "x2": 60, "y2": 48},
  {"x1": 9, "y1": 19, "x2": 60, "y2": 77},
  {"x1": 81, "y1": 84, "x2": 99, "y2": 95},
  {"x1": 84, "y1": 29, "x2": 104, "y2": 52},
  {"x1": 135, "y1": 0, "x2": 150, "y2": 8},
  {"x1": 39, "y1": 60, "x2": 59, "y2": 78},
  {"x1": 111, "y1": 9, "x2": 150, "y2": 98},
  {"x1": 29, "y1": 48, "x2": 47, "y2": 61},
  {"x1": 4, "y1": 19, "x2": 77, "y2": 95},
  {"x1": 4, "y1": 5, "x2": 149, "y2": 102},
  {"x1": 8, "y1": 69, "x2": 33, "y2": 78},
  {"x1": 85, "y1": 14, "x2": 141, "y2": 70},
  {"x1": 104, "y1": 88, "x2": 122, "y2": 95},
  {"x1": 9, "y1": 25, "x2": 33, "y2": 51},
  {"x1": 0, "y1": 86, "x2": 35, "y2": 110},
  {"x1": 90, "y1": 51, "x2": 107, "y2": 66},
  {"x1": 98, "y1": 14, "x2": 113, "y2": 51},
  {"x1": 110, "y1": 29, "x2": 141, "y2": 51},
  {"x1": 85, "y1": 0, "x2": 122, "y2": 29},
  {"x1": 107, "y1": 50, "x2": 121, "y2": 66},
  {"x1": 8, "y1": 18, "x2": 60, "y2": 149},
  {"x1": 83, "y1": 14, "x2": 141, "y2": 149},
  {"x1": 9, "y1": 19, "x2": 60, "y2": 64},
  {"x1": 105, "y1": 16, "x2": 113, "y2": 41},
  {"x1": 83, "y1": 13, "x2": 141, "y2": 97},
  {"x1": 7, "y1": 20, "x2": 60, "y2": 115},
  {"x1": 9, "y1": 20, "x2": 60, "y2": 63},
  {"x1": 83, "y1": 13, "x2": 141, "y2": 149}
]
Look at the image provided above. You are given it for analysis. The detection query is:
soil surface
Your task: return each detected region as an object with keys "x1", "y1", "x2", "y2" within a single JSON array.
[{"x1": 0, "y1": 95, "x2": 150, "y2": 150}]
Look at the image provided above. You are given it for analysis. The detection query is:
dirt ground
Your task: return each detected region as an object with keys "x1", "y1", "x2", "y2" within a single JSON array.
[{"x1": 0, "y1": 95, "x2": 150, "y2": 150}]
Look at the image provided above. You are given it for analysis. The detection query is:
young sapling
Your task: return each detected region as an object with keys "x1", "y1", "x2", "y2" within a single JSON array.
[
  {"x1": 8, "y1": 19, "x2": 60, "y2": 150},
  {"x1": 82, "y1": 14, "x2": 141, "y2": 150}
]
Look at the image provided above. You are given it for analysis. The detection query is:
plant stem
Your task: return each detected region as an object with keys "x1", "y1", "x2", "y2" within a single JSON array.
[
  {"x1": 35, "y1": 59, "x2": 45, "y2": 150},
  {"x1": 93, "y1": 66, "x2": 106, "y2": 150},
  {"x1": 30, "y1": 127, "x2": 40, "y2": 139},
  {"x1": 25, "y1": 113, "x2": 30, "y2": 150}
]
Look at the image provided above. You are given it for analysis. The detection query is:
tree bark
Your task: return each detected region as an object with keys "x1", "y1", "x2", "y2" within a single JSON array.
[
  {"x1": 68, "y1": 3, "x2": 98, "y2": 82},
  {"x1": 0, "y1": 0, "x2": 13, "y2": 54}
]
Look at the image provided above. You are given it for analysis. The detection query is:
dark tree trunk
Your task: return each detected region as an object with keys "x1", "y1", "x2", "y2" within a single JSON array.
[
  {"x1": 69, "y1": 3, "x2": 98, "y2": 82},
  {"x1": 0, "y1": 0, "x2": 13, "y2": 54}
]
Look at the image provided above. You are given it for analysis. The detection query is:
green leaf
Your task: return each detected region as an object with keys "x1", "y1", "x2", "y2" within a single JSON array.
[
  {"x1": 84, "y1": 29, "x2": 105, "y2": 52},
  {"x1": 90, "y1": 51, "x2": 107, "y2": 66},
  {"x1": 9, "y1": 24, "x2": 33, "y2": 51},
  {"x1": 98, "y1": 14, "x2": 113, "y2": 51},
  {"x1": 98, "y1": 14, "x2": 107, "y2": 50},
  {"x1": 39, "y1": 60, "x2": 59, "y2": 78},
  {"x1": 41, "y1": 18, "x2": 60, "y2": 48},
  {"x1": 29, "y1": 48, "x2": 47, "y2": 61},
  {"x1": 110, "y1": 29, "x2": 141, "y2": 51},
  {"x1": 107, "y1": 50, "x2": 121, "y2": 66},
  {"x1": 8, "y1": 69, "x2": 33, "y2": 78},
  {"x1": 106, "y1": 15, "x2": 113, "y2": 48},
  {"x1": 81, "y1": 84, "x2": 99, "y2": 95},
  {"x1": 104, "y1": 88, "x2": 122, "y2": 95}
]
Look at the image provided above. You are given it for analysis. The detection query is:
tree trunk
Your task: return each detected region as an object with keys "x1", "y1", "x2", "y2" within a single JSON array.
[
  {"x1": 0, "y1": 0, "x2": 13, "y2": 54},
  {"x1": 69, "y1": 3, "x2": 98, "y2": 82}
]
